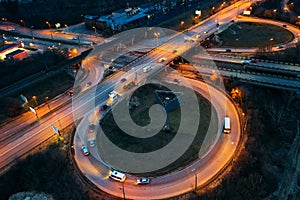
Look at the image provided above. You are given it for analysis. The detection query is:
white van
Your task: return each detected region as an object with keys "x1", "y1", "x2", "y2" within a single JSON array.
[
  {"x1": 143, "y1": 65, "x2": 152, "y2": 73},
  {"x1": 109, "y1": 170, "x2": 126, "y2": 182},
  {"x1": 223, "y1": 117, "x2": 231, "y2": 134}
]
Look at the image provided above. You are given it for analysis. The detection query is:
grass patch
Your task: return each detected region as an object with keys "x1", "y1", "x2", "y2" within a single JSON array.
[
  {"x1": 218, "y1": 22, "x2": 294, "y2": 48},
  {"x1": 98, "y1": 83, "x2": 218, "y2": 176},
  {"x1": 0, "y1": 70, "x2": 74, "y2": 123}
]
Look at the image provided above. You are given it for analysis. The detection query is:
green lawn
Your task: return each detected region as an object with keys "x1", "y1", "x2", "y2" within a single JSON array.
[
  {"x1": 218, "y1": 22, "x2": 294, "y2": 48},
  {"x1": 98, "y1": 83, "x2": 218, "y2": 176}
]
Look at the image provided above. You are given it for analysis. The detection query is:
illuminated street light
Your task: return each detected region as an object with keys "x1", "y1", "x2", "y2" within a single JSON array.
[
  {"x1": 180, "y1": 21, "x2": 185, "y2": 30},
  {"x1": 20, "y1": 19, "x2": 26, "y2": 27},
  {"x1": 29, "y1": 107, "x2": 39, "y2": 120},
  {"x1": 269, "y1": 37, "x2": 274, "y2": 51},
  {"x1": 45, "y1": 97, "x2": 51, "y2": 111},
  {"x1": 45, "y1": 21, "x2": 51, "y2": 29},
  {"x1": 92, "y1": 26, "x2": 97, "y2": 34},
  {"x1": 32, "y1": 96, "x2": 38, "y2": 106}
]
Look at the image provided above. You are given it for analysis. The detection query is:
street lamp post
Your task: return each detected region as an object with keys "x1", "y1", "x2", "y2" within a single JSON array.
[
  {"x1": 20, "y1": 19, "x2": 26, "y2": 27},
  {"x1": 154, "y1": 32, "x2": 160, "y2": 45},
  {"x1": 180, "y1": 21, "x2": 185, "y2": 31},
  {"x1": 122, "y1": 182, "x2": 126, "y2": 200},
  {"x1": 32, "y1": 96, "x2": 38, "y2": 107},
  {"x1": 30, "y1": 25, "x2": 34, "y2": 40},
  {"x1": 45, "y1": 21, "x2": 51, "y2": 29},
  {"x1": 269, "y1": 37, "x2": 274, "y2": 51},
  {"x1": 29, "y1": 107, "x2": 39, "y2": 121},
  {"x1": 45, "y1": 97, "x2": 51, "y2": 111},
  {"x1": 92, "y1": 26, "x2": 97, "y2": 34},
  {"x1": 191, "y1": 168, "x2": 197, "y2": 193},
  {"x1": 132, "y1": 67, "x2": 138, "y2": 84}
]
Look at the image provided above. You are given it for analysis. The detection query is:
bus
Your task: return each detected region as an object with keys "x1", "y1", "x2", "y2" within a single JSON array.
[{"x1": 223, "y1": 117, "x2": 231, "y2": 134}]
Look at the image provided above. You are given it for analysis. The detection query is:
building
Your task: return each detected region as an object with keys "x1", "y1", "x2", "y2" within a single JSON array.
[
  {"x1": 0, "y1": 43, "x2": 19, "y2": 60},
  {"x1": 85, "y1": 6, "x2": 152, "y2": 31},
  {"x1": 5, "y1": 49, "x2": 27, "y2": 61}
]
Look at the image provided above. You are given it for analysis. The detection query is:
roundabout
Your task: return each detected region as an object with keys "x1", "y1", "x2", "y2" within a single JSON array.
[{"x1": 72, "y1": 75, "x2": 242, "y2": 199}]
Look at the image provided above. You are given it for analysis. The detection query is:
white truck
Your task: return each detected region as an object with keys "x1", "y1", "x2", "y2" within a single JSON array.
[{"x1": 223, "y1": 117, "x2": 231, "y2": 134}]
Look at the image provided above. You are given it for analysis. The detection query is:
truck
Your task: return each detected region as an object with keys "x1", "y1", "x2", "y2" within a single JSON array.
[{"x1": 223, "y1": 117, "x2": 231, "y2": 134}]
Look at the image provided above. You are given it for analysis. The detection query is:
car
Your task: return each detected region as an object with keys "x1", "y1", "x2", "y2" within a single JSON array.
[
  {"x1": 7, "y1": 27, "x2": 15, "y2": 31},
  {"x1": 68, "y1": 89, "x2": 74, "y2": 96},
  {"x1": 231, "y1": 19, "x2": 235, "y2": 22},
  {"x1": 136, "y1": 178, "x2": 151, "y2": 184},
  {"x1": 72, "y1": 36, "x2": 79, "y2": 40},
  {"x1": 89, "y1": 140, "x2": 95, "y2": 148},
  {"x1": 282, "y1": 24, "x2": 287, "y2": 28},
  {"x1": 158, "y1": 58, "x2": 165, "y2": 63},
  {"x1": 216, "y1": 23, "x2": 220, "y2": 27},
  {"x1": 88, "y1": 124, "x2": 95, "y2": 133},
  {"x1": 13, "y1": 36, "x2": 19, "y2": 40},
  {"x1": 225, "y1": 49, "x2": 231, "y2": 52},
  {"x1": 120, "y1": 78, "x2": 127, "y2": 83},
  {"x1": 109, "y1": 170, "x2": 126, "y2": 182},
  {"x1": 100, "y1": 104, "x2": 109, "y2": 112},
  {"x1": 172, "y1": 49, "x2": 177, "y2": 53},
  {"x1": 203, "y1": 31, "x2": 208, "y2": 34},
  {"x1": 86, "y1": 82, "x2": 92, "y2": 87},
  {"x1": 109, "y1": 90, "x2": 118, "y2": 100},
  {"x1": 276, "y1": 45, "x2": 284, "y2": 49},
  {"x1": 241, "y1": 60, "x2": 250, "y2": 64},
  {"x1": 250, "y1": 58, "x2": 258, "y2": 63},
  {"x1": 173, "y1": 78, "x2": 180, "y2": 83},
  {"x1": 81, "y1": 145, "x2": 90, "y2": 156}
]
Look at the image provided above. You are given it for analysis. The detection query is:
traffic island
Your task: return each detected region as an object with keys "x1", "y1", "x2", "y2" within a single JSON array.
[{"x1": 97, "y1": 82, "x2": 218, "y2": 177}]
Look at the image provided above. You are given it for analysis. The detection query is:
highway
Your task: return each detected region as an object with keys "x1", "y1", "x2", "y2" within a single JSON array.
[{"x1": 1, "y1": 0, "x2": 295, "y2": 199}]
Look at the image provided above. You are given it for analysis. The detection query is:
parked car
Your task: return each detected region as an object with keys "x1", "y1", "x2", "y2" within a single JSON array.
[
  {"x1": 136, "y1": 178, "x2": 151, "y2": 184},
  {"x1": 225, "y1": 49, "x2": 231, "y2": 52},
  {"x1": 81, "y1": 145, "x2": 90, "y2": 156}
]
